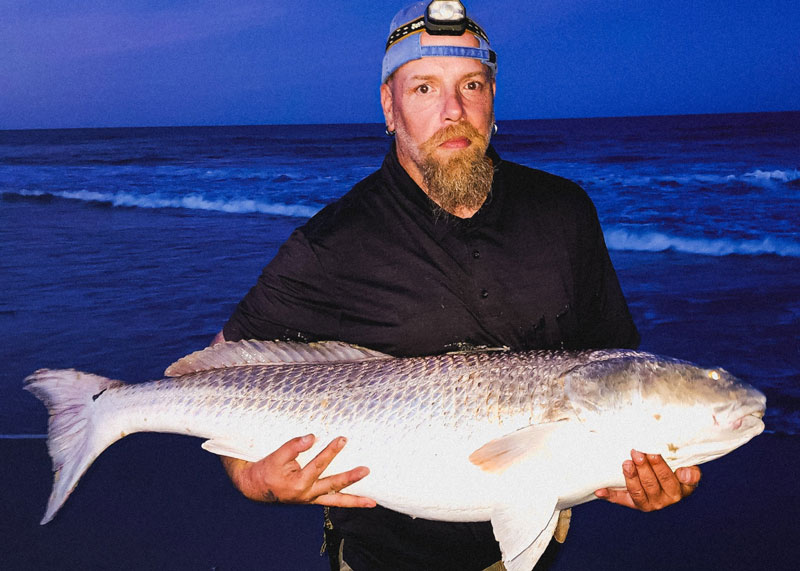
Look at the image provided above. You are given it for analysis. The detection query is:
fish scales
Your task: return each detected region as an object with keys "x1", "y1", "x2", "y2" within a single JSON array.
[{"x1": 24, "y1": 340, "x2": 765, "y2": 571}]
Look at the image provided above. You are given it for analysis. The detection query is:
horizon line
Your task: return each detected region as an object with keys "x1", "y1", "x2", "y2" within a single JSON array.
[{"x1": 2, "y1": 109, "x2": 798, "y2": 134}]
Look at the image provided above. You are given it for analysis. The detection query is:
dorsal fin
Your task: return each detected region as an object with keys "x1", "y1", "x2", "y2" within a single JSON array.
[{"x1": 164, "y1": 340, "x2": 392, "y2": 377}]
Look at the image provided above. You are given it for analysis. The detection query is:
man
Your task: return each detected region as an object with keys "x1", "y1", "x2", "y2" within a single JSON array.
[{"x1": 213, "y1": 2, "x2": 702, "y2": 569}]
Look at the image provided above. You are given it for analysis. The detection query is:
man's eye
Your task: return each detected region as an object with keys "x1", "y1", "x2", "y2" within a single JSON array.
[
  {"x1": 465, "y1": 81, "x2": 482, "y2": 91},
  {"x1": 415, "y1": 84, "x2": 430, "y2": 94}
]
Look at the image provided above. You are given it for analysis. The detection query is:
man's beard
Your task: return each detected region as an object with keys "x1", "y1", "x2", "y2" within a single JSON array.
[{"x1": 417, "y1": 122, "x2": 494, "y2": 216}]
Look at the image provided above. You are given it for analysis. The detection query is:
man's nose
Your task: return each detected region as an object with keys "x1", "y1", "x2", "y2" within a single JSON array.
[{"x1": 441, "y1": 87, "x2": 464, "y2": 123}]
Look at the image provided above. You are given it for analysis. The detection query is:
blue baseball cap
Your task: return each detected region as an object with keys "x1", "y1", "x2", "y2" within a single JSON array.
[{"x1": 382, "y1": 1, "x2": 497, "y2": 83}]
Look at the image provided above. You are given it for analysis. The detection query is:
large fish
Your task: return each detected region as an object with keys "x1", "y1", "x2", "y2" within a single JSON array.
[{"x1": 25, "y1": 340, "x2": 765, "y2": 571}]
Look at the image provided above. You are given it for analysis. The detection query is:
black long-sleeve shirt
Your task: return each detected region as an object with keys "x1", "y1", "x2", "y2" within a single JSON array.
[{"x1": 223, "y1": 145, "x2": 639, "y2": 570}]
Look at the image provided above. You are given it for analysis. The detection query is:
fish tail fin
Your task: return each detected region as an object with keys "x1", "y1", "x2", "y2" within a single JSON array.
[{"x1": 24, "y1": 369, "x2": 125, "y2": 524}]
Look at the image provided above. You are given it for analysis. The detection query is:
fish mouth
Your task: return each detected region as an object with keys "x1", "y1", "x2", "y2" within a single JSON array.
[
  {"x1": 669, "y1": 409, "x2": 765, "y2": 467},
  {"x1": 730, "y1": 408, "x2": 766, "y2": 433},
  {"x1": 713, "y1": 398, "x2": 765, "y2": 431}
]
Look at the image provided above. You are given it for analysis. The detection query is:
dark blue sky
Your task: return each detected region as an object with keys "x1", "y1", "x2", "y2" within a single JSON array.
[{"x1": 2, "y1": 0, "x2": 798, "y2": 130}]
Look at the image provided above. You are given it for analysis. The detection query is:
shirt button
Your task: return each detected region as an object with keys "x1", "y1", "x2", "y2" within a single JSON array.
[
  {"x1": 480, "y1": 289, "x2": 489, "y2": 299},
  {"x1": 472, "y1": 250, "x2": 481, "y2": 259}
]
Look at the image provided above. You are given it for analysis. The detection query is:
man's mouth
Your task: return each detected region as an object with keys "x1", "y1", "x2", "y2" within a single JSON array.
[{"x1": 438, "y1": 137, "x2": 472, "y2": 150}]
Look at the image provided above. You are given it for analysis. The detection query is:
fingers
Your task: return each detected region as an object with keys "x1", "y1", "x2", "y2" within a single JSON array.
[
  {"x1": 310, "y1": 464, "x2": 371, "y2": 497},
  {"x1": 308, "y1": 459, "x2": 375, "y2": 508},
  {"x1": 595, "y1": 451, "x2": 701, "y2": 512},
  {"x1": 266, "y1": 435, "x2": 375, "y2": 506},
  {"x1": 634, "y1": 452, "x2": 683, "y2": 506},
  {"x1": 303, "y1": 436, "x2": 349, "y2": 481},
  {"x1": 270, "y1": 433, "x2": 317, "y2": 465},
  {"x1": 624, "y1": 451, "x2": 679, "y2": 511},
  {"x1": 226, "y1": 434, "x2": 374, "y2": 507},
  {"x1": 594, "y1": 485, "x2": 637, "y2": 509},
  {"x1": 302, "y1": 438, "x2": 376, "y2": 507},
  {"x1": 677, "y1": 466, "x2": 702, "y2": 497},
  {"x1": 313, "y1": 491, "x2": 377, "y2": 508},
  {"x1": 593, "y1": 455, "x2": 647, "y2": 509},
  {"x1": 311, "y1": 466, "x2": 377, "y2": 509}
]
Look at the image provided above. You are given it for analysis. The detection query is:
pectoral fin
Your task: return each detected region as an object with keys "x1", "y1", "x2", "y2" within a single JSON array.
[
  {"x1": 491, "y1": 495, "x2": 560, "y2": 571},
  {"x1": 470, "y1": 423, "x2": 562, "y2": 473}
]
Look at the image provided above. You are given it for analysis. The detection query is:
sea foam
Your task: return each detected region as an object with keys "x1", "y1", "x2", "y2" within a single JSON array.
[
  {"x1": 605, "y1": 227, "x2": 800, "y2": 258},
  {"x1": 742, "y1": 169, "x2": 800, "y2": 184},
  {"x1": 1, "y1": 189, "x2": 321, "y2": 219}
]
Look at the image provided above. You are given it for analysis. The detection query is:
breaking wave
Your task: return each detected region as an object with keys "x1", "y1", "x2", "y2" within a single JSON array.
[
  {"x1": 605, "y1": 227, "x2": 800, "y2": 258},
  {"x1": 594, "y1": 167, "x2": 800, "y2": 189},
  {"x1": 742, "y1": 168, "x2": 800, "y2": 184},
  {"x1": 1, "y1": 189, "x2": 321, "y2": 219}
]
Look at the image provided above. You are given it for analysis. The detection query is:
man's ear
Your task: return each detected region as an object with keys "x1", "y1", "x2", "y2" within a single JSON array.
[{"x1": 380, "y1": 82, "x2": 395, "y2": 132}]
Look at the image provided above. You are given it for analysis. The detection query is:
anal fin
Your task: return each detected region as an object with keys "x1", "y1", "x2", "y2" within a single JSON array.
[{"x1": 491, "y1": 493, "x2": 559, "y2": 571}]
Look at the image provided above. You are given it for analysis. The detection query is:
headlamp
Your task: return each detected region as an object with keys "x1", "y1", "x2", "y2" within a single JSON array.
[{"x1": 424, "y1": 1, "x2": 467, "y2": 35}]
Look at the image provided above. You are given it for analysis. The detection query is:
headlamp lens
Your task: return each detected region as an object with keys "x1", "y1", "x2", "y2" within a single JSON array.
[
  {"x1": 428, "y1": 1, "x2": 465, "y2": 22},
  {"x1": 425, "y1": 1, "x2": 467, "y2": 35}
]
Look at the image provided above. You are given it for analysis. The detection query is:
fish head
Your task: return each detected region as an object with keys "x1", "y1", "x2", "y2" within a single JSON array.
[{"x1": 563, "y1": 353, "x2": 766, "y2": 468}]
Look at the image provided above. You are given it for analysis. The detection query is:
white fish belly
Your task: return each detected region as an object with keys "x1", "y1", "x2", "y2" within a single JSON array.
[{"x1": 97, "y1": 373, "x2": 534, "y2": 522}]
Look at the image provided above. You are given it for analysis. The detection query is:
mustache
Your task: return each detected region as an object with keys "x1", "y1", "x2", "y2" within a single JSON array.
[{"x1": 422, "y1": 122, "x2": 488, "y2": 152}]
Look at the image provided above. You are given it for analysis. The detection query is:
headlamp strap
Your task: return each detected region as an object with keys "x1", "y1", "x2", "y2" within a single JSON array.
[
  {"x1": 385, "y1": 16, "x2": 490, "y2": 51},
  {"x1": 419, "y1": 45, "x2": 496, "y2": 65}
]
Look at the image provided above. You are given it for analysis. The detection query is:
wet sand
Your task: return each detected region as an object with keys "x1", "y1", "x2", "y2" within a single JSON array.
[{"x1": 1, "y1": 432, "x2": 796, "y2": 570}]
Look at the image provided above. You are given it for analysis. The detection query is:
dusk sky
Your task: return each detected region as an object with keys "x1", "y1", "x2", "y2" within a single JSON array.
[{"x1": 2, "y1": 0, "x2": 798, "y2": 130}]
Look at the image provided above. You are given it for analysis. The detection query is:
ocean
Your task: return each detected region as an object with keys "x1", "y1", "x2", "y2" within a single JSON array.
[{"x1": 1, "y1": 112, "x2": 798, "y2": 438}]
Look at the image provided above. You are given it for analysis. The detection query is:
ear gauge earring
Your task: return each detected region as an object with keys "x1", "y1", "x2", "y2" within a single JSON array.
[
  {"x1": 491, "y1": 123, "x2": 498, "y2": 136},
  {"x1": 385, "y1": 127, "x2": 396, "y2": 136}
]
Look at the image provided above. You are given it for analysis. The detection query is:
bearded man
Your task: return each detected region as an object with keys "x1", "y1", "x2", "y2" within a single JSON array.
[{"x1": 212, "y1": 2, "x2": 702, "y2": 569}]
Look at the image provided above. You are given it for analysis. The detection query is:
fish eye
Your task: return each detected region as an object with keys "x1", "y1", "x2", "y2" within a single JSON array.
[{"x1": 708, "y1": 370, "x2": 720, "y2": 380}]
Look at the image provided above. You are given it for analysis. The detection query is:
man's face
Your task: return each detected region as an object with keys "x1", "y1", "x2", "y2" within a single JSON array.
[{"x1": 381, "y1": 32, "x2": 496, "y2": 216}]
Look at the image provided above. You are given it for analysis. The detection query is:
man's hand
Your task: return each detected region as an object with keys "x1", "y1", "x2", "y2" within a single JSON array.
[
  {"x1": 222, "y1": 434, "x2": 376, "y2": 508},
  {"x1": 594, "y1": 450, "x2": 701, "y2": 511}
]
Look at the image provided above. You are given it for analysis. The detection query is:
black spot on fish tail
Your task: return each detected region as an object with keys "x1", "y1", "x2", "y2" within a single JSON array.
[{"x1": 92, "y1": 388, "x2": 107, "y2": 401}]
